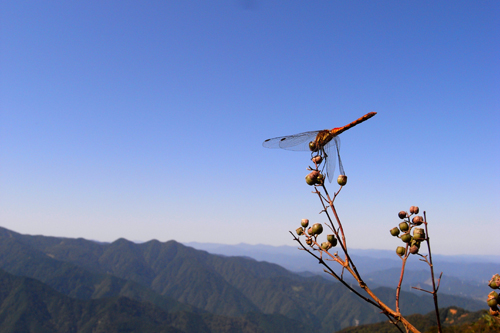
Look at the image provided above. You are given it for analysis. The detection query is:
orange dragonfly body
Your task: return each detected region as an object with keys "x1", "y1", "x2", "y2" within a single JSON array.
[{"x1": 263, "y1": 112, "x2": 376, "y2": 182}]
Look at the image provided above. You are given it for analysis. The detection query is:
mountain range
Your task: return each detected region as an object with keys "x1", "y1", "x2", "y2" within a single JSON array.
[
  {"x1": 0, "y1": 226, "x2": 490, "y2": 332},
  {"x1": 184, "y1": 241, "x2": 497, "y2": 301}
]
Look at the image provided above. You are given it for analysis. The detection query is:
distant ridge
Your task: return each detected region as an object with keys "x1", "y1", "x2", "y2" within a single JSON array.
[{"x1": 0, "y1": 226, "x2": 488, "y2": 332}]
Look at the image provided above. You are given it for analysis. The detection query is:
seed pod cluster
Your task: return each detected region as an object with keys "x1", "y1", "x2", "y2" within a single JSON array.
[
  {"x1": 391, "y1": 206, "x2": 426, "y2": 255},
  {"x1": 487, "y1": 291, "x2": 499, "y2": 308},
  {"x1": 487, "y1": 274, "x2": 500, "y2": 315},
  {"x1": 305, "y1": 170, "x2": 326, "y2": 186},
  {"x1": 294, "y1": 219, "x2": 337, "y2": 251},
  {"x1": 489, "y1": 274, "x2": 500, "y2": 290}
]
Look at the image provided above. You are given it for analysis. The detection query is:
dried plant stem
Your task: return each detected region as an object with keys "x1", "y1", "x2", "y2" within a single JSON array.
[
  {"x1": 423, "y1": 211, "x2": 442, "y2": 333},
  {"x1": 315, "y1": 186, "x2": 361, "y2": 280},
  {"x1": 291, "y1": 231, "x2": 420, "y2": 333},
  {"x1": 396, "y1": 250, "x2": 409, "y2": 313},
  {"x1": 303, "y1": 184, "x2": 421, "y2": 333}
]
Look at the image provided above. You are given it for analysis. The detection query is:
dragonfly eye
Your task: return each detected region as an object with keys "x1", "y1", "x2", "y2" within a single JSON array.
[{"x1": 309, "y1": 141, "x2": 318, "y2": 152}]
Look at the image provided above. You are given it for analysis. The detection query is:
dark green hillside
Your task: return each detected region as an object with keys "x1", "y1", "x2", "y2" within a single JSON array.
[
  {"x1": 0, "y1": 268, "x2": 182, "y2": 333},
  {"x1": 338, "y1": 306, "x2": 497, "y2": 333},
  {"x1": 0, "y1": 227, "x2": 488, "y2": 332},
  {"x1": 0, "y1": 236, "x2": 198, "y2": 314},
  {"x1": 0, "y1": 269, "x2": 310, "y2": 333}
]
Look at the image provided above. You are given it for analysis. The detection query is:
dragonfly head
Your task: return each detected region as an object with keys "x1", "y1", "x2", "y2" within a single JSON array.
[{"x1": 309, "y1": 141, "x2": 319, "y2": 152}]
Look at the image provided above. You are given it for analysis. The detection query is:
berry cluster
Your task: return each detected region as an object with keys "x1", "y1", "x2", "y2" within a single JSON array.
[
  {"x1": 487, "y1": 274, "x2": 500, "y2": 316},
  {"x1": 390, "y1": 206, "x2": 425, "y2": 256},
  {"x1": 295, "y1": 219, "x2": 337, "y2": 251}
]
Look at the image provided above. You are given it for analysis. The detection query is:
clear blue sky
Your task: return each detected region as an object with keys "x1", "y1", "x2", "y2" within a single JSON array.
[{"x1": 1, "y1": 1, "x2": 498, "y2": 255}]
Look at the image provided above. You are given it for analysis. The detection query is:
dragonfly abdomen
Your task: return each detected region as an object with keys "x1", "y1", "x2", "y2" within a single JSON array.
[{"x1": 331, "y1": 112, "x2": 377, "y2": 136}]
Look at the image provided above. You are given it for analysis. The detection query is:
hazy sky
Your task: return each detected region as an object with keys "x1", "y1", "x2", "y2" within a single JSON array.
[{"x1": 1, "y1": 1, "x2": 498, "y2": 255}]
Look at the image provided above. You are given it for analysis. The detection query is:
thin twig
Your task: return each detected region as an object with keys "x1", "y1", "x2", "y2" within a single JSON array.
[
  {"x1": 396, "y1": 246, "x2": 409, "y2": 313},
  {"x1": 423, "y1": 211, "x2": 442, "y2": 333}
]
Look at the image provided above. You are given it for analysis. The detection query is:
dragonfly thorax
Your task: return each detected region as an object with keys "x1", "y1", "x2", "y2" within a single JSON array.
[{"x1": 313, "y1": 130, "x2": 335, "y2": 149}]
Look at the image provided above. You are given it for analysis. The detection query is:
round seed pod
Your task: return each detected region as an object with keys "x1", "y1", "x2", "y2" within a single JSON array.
[
  {"x1": 412, "y1": 216, "x2": 424, "y2": 225},
  {"x1": 305, "y1": 175, "x2": 316, "y2": 186},
  {"x1": 305, "y1": 238, "x2": 313, "y2": 246},
  {"x1": 398, "y1": 211, "x2": 407, "y2": 219},
  {"x1": 413, "y1": 228, "x2": 425, "y2": 240},
  {"x1": 487, "y1": 291, "x2": 499, "y2": 307},
  {"x1": 409, "y1": 239, "x2": 420, "y2": 254},
  {"x1": 409, "y1": 245, "x2": 419, "y2": 254},
  {"x1": 301, "y1": 219, "x2": 309, "y2": 228},
  {"x1": 312, "y1": 223, "x2": 323, "y2": 235},
  {"x1": 305, "y1": 171, "x2": 320, "y2": 186},
  {"x1": 296, "y1": 227, "x2": 304, "y2": 236},
  {"x1": 396, "y1": 246, "x2": 406, "y2": 256},
  {"x1": 327, "y1": 234, "x2": 336, "y2": 243},
  {"x1": 321, "y1": 242, "x2": 331, "y2": 250},
  {"x1": 488, "y1": 274, "x2": 500, "y2": 289},
  {"x1": 390, "y1": 227, "x2": 400, "y2": 237},
  {"x1": 326, "y1": 234, "x2": 338, "y2": 247},
  {"x1": 312, "y1": 155, "x2": 323, "y2": 164},
  {"x1": 410, "y1": 206, "x2": 420, "y2": 214},
  {"x1": 399, "y1": 222, "x2": 409, "y2": 232},
  {"x1": 337, "y1": 175, "x2": 347, "y2": 186},
  {"x1": 401, "y1": 234, "x2": 412, "y2": 243}
]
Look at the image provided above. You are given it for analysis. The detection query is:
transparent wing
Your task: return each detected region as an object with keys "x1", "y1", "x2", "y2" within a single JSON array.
[
  {"x1": 262, "y1": 130, "x2": 320, "y2": 151},
  {"x1": 324, "y1": 136, "x2": 341, "y2": 183}
]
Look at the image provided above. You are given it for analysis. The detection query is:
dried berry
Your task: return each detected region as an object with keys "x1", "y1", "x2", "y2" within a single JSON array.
[
  {"x1": 312, "y1": 223, "x2": 323, "y2": 235},
  {"x1": 305, "y1": 172, "x2": 318, "y2": 186},
  {"x1": 337, "y1": 175, "x2": 347, "y2": 186},
  {"x1": 312, "y1": 155, "x2": 323, "y2": 164},
  {"x1": 390, "y1": 227, "x2": 400, "y2": 237},
  {"x1": 327, "y1": 234, "x2": 338, "y2": 247},
  {"x1": 489, "y1": 274, "x2": 500, "y2": 289},
  {"x1": 412, "y1": 216, "x2": 424, "y2": 225},
  {"x1": 487, "y1": 291, "x2": 499, "y2": 307},
  {"x1": 410, "y1": 206, "x2": 420, "y2": 214},
  {"x1": 321, "y1": 242, "x2": 331, "y2": 250},
  {"x1": 413, "y1": 228, "x2": 425, "y2": 240},
  {"x1": 401, "y1": 234, "x2": 412, "y2": 243},
  {"x1": 409, "y1": 244, "x2": 419, "y2": 254}
]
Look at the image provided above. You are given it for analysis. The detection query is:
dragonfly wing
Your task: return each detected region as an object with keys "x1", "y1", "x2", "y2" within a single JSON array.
[
  {"x1": 262, "y1": 130, "x2": 320, "y2": 151},
  {"x1": 324, "y1": 136, "x2": 340, "y2": 183}
]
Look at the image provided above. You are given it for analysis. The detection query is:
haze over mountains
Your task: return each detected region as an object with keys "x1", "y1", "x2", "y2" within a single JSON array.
[
  {"x1": 185, "y1": 242, "x2": 497, "y2": 301},
  {"x1": 0, "y1": 226, "x2": 491, "y2": 332}
]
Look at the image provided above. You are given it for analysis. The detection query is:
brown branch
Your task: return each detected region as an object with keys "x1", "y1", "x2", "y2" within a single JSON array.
[
  {"x1": 315, "y1": 184, "x2": 362, "y2": 281},
  {"x1": 290, "y1": 231, "x2": 421, "y2": 333},
  {"x1": 423, "y1": 211, "x2": 442, "y2": 333},
  {"x1": 396, "y1": 248, "x2": 409, "y2": 313}
]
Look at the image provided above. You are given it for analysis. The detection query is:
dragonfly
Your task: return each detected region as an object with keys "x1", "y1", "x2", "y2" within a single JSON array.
[{"x1": 262, "y1": 112, "x2": 377, "y2": 183}]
